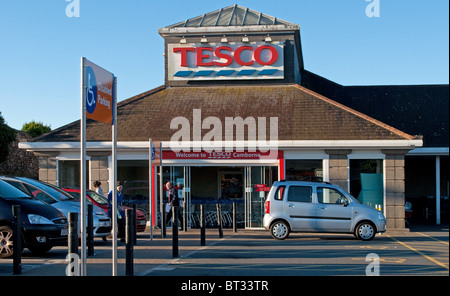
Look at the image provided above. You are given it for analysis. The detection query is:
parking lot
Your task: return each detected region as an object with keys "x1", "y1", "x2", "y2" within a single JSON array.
[{"x1": 0, "y1": 225, "x2": 448, "y2": 277}]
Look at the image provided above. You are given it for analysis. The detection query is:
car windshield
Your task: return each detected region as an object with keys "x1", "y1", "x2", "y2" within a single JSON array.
[
  {"x1": 18, "y1": 177, "x2": 74, "y2": 201},
  {"x1": 87, "y1": 191, "x2": 108, "y2": 205},
  {"x1": 0, "y1": 180, "x2": 31, "y2": 199}
]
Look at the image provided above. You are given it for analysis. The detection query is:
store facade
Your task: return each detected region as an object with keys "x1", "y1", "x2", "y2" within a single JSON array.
[{"x1": 21, "y1": 5, "x2": 425, "y2": 231}]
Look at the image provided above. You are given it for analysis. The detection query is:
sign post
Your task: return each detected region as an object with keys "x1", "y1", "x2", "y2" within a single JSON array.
[{"x1": 80, "y1": 57, "x2": 116, "y2": 276}]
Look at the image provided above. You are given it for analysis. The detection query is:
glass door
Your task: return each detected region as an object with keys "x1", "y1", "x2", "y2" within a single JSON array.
[{"x1": 245, "y1": 166, "x2": 276, "y2": 228}]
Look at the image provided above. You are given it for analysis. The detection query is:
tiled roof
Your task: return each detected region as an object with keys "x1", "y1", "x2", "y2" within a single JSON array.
[{"x1": 32, "y1": 84, "x2": 416, "y2": 143}]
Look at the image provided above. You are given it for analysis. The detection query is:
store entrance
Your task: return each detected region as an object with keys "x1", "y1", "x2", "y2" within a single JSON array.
[{"x1": 158, "y1": 165, "x2": 278, "y2": 229}]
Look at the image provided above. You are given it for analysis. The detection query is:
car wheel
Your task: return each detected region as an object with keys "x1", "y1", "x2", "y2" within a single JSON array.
[
  {"x1": 355, "y1": 221, "x2": 376, "y2": 241},
  {"x1": 0, "y1": 225, "x2": 14, "y2": 258},
  {"x1": 270, "y1": 221, "x2": 290, "y2": 240}
]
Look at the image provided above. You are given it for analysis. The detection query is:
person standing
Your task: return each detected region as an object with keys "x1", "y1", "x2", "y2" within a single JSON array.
[
  {"x1": 93, "y1": 180, "x2": 104, "y2": 196},
  {"x1": 108, "y1": 181, "x2": 126, "y2": 241},
  {"x1": 165, "y1": 181, "x2": 182, "y2": 230}
]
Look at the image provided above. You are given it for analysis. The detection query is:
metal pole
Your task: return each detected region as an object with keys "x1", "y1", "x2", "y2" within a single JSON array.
[
  {"x1": 12, "y1": 205, "x2": 21, "y2": 275},
  {"x1": 68, "y1": 212, "x2": 78, "y2": 255},
  {"x1": 149, "y1": 138, "x2": 153, "y2": 241},
  {"x1": 80, "y1": 57, "x2": 87, "y2": 276},
  {"x1": 112, "y1": 76, "x2": 118, "y2": 276},
  {"x1": 200, "y1": 204, "x2": 205, "y2": 246},
  {"x1": 126, "y1": 209, "x2": 134, "y2": 276},
  {"x1": 172, "y1": 206, "x2": 179, "y2": 258},
  {"x1": 233, "y1": 201, "x2": 237, "y2": 233},
  {"x1": 217, "y1": 203, "x2": 223, "y2": 238},
  {"x1": 132, "y1": 204, "x2": 137, "y2": 245},
  {"x1": 87, "y1": 204, "x2": 94, "y2": 256},
  {"x1": 436, "y1": 156, "x2": 441, "y2": 225}
]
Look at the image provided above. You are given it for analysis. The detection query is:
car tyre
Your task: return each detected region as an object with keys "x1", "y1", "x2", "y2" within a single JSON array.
[
  {"x1": 355, "y1": 221, "x2": 376, "y2": 241},
  {"x1": 270, "y1": 221, "x2": 290, "y2": 240},
  {"x1": 0, "y1": 225, "x2": 15, "y2": 258}
]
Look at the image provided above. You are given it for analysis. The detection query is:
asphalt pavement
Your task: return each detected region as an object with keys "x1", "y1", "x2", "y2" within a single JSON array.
[{"x1": 0, "y1": 225, "x2": 448, "y2": 277}]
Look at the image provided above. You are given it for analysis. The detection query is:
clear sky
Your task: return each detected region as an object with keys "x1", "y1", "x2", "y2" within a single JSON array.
[{"x1": 0, "y1": 0, "x2": 448, "y2": 131}]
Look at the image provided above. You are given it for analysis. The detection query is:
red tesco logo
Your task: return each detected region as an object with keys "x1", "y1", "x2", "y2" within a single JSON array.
[{"x1": 173, "y1": 45, "x2": 279, "y2": 67}]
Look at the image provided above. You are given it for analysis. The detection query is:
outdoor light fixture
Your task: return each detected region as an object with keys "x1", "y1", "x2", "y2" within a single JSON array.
[
  {"x1": 180, "y1": 37, "x2": 187, "y2": 44},
  {"x1": 221, "y1": 35, "x2": 228, "y2": 43},
  {"x1": 242, "y1": 35, "x2": 249, "y2": 43},
  {"x1": 201, "y1": 36, "x2": 208, "y2": 43},
  {"x1": 265, "y1": 35, "x2": 272, "y2": 42}
]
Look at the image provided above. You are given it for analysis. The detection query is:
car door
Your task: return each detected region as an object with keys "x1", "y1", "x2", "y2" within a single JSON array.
[
  {"x1": 315, "y1": 186, "x2": 353, "y2": 232},
  {"x1": 284, "y1": 185, "x2": 316, "y2": 231}
]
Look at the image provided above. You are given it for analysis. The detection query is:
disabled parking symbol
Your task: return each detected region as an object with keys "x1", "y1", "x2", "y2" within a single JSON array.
[{"x1": 85, "y1": 66, "x2": 97, "y2": 114}]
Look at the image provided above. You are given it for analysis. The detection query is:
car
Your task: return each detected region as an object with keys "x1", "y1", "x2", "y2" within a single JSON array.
[
  {"x1": 263, "y1": 180, "x2": 386, "y2": 241},
  {"x1": 63, "y1": 188, "x2": 147, "y2": 232},
  {"x1": 0, "y1": 179, "x2": 68, "y2": 258},
  {"x1": 0, "y1": 176, "x2": 111, "y2": 239}
]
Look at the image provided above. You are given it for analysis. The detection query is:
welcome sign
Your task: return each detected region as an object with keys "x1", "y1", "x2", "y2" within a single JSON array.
[{"x1": 168, "y1": 41, "x2": 284, "y2": 81}]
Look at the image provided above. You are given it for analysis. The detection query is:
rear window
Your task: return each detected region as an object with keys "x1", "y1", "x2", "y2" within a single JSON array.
[
  {"x1": 0, "y1": 180, "x2": 30, "y2": 199},
  {"x1": 287, "y1": 186, "x2": 312, "y2": 203}
]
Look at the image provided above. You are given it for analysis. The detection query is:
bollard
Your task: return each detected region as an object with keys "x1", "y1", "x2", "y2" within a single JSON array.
[
  {"x1": 132, "y1": 204, "x2": 137, "y2": 245},
  {"x1": 87, "y1": 204, "x2": 94, "y2": 256},
  {"x1": 68, "y1": 212, "x2": 78, "y2": 256},
  {"x1": 233, "y1": 202, "x2": 237, "y2": 233},
  {"x1": 126, "y1": 209, "x2": 134, "y2": 276},
  {"x1": 162, "y1": 204, "x2": 166, "y2": 238},
  {"x1": 12, "y1": 205, "x2": 21, "y2": 275},
  {"x1": 172, "y1": 206, "x2": 179, "y2": 258},
  {"x1": 216, "y1": 203, "x2": 223, "y2": 238},
  {"x1": 200, "y1": 204, "x2": 205, "y2": 246}
]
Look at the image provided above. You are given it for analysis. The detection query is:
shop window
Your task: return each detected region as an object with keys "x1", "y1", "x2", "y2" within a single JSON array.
[
  {"x1": 285, "y1": 160, "x2": 323, "y2": 181},
  {"x1": 118, "y1": 160, "x2": 149, "y2": 217},
  {"x1": 58, "y1": 160, "x2": 89, "y2": 189},
  {"x1": 350, "y1": 159, "x2": 383, "y2": 209}
]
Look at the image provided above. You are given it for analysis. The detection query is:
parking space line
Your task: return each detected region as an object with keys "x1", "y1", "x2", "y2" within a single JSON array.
[
  {"x1": 387, "y1": 235, "x2": 449, "y2": 271},
  {"x1": 416, "y1": 232, "x2": 449, "y2": 246}
]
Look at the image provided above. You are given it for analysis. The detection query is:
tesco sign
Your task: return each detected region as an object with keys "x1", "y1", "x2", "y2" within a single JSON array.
[{"x1": 168, "y1": 41, "x2": 284, "y2": 81}]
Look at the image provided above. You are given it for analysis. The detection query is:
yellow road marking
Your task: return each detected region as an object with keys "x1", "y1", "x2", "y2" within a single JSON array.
[
  {"x1": 416, "y1": 232, "x2": 449, "y2": 246},
  {"x1": 387, "y1": 235, "x2": 449, "y2": 271}
]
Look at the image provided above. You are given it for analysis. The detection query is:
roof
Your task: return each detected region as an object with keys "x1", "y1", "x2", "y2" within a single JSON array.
[
  {"x1": 301, "y1": 70, "x2": 449, "y2": 147},
  {"x1": 31, "y1": 84, "x2": 418, "y2": 145},
  {"x1": 165, "y1": 4, "x2": 295, "y2": 28}
]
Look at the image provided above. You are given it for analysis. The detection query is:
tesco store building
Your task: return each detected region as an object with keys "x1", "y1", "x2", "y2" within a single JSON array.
[{"x1": 21, "y1": 5, "x2": 426, "y2": 231}]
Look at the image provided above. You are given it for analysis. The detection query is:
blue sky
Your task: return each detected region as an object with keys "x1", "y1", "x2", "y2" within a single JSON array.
[{"x1": 0, "y1": 0, "x2": 448, "y2": 131}]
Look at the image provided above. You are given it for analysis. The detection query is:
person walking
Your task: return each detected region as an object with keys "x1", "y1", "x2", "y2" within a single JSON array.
[
  {"x1": 165, "y1": 181, "x2": 183, "y2": 230},
  {"x1": 108, "y1": 181, "x2": 126, "y2": 241}
]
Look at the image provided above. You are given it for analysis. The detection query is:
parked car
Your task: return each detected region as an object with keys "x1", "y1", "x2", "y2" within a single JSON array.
[
  {"x1": 263, "y1": 180, "x2": 386, "y2": 241},
  {"x1": 63, "y1": 188, "x2": 147, "y2": 232},
  {"x1": 0, "y1": 179, "x2": 68, "y2": 258},
  {"x1": 0, "y1": 176, "x2": 111, "y2": 239}
]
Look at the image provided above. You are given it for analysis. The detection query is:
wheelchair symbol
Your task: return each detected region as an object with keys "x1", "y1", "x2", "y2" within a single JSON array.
[{"x1": 85, "y1": 66, "x2": 97, "y2": 114}]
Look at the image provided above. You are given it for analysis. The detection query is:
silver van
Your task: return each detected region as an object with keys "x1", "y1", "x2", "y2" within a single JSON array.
[{"x1": 263, "y1": 181, "x2": 386, "y2": 241}]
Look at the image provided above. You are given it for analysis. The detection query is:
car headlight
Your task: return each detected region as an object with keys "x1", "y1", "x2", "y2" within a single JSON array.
[{"x1": 28, "y1": 214, "x2": 54, "y2": 224}]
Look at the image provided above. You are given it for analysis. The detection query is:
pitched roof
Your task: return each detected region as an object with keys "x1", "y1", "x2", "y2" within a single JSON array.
[
  {"x1": 165, "y1": 4, "x2": 295, "y2": 28},
  {"x1": 32, "y1": 84, "x2": 417, "y2": 144}
]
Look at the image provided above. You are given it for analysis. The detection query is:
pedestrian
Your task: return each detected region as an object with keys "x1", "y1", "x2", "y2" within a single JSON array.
[
  {"x1": 108, "y1": 181, "x2": 126, "y2": 241},
  {"x1": 93, "y1": 180, "x2": 104, "y2": 196},
  {"x1": 165, "y1": 181, "x2": 183, "y2": 230}
]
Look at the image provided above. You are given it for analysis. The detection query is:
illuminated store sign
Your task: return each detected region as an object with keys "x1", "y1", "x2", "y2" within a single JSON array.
[{"x1": 168, "y1": 41, "x2": 284, "y2": 81}]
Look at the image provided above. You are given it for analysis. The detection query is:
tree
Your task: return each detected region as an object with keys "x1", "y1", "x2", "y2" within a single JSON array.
[
  {"x1": 21, "y1": 121, "x2": 51, "y2": 138},
  {"x1": 0, "y1": 112, "x2": 16, "y2": 163}
]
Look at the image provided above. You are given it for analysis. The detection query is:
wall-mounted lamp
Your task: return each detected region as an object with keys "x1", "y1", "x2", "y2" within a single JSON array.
[
  {"x1": 180, "y1": 37, "x2": 187, "y2": 44},
  {"x1": 201, "y1": 36, "x2": 208, "y2": 43},
  {"x1": 265, "y1": 35, "x2": 272, "y2": 42},
  {"x1": 221, "y1": 35, "x2": 228, "y2": 43},
  {"x1": 242, "y1": 35, "x2": 249, "y2": 43}
]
